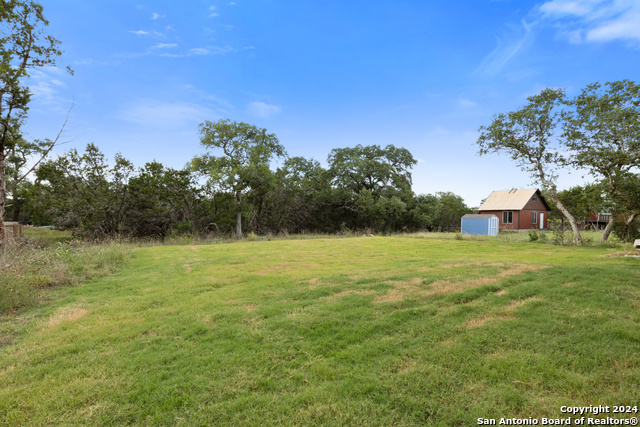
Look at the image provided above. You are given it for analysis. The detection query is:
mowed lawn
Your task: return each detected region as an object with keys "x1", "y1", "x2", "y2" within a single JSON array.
[{"x1": 1, "y1": 237, "x2": 639, "y2": 426}]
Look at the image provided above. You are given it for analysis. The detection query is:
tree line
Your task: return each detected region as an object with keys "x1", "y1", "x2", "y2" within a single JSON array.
[{"x1": 7, "y1": 127, "x2": 471, "y2": 238}]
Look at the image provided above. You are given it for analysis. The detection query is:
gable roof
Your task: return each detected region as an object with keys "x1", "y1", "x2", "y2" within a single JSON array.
[{"x1": 478, "y1": 188, "x2": 550, "y2": 211}]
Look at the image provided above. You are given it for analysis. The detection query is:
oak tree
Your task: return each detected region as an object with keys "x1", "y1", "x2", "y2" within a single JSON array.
[
  {"x1": 192, "y1": 119, "x2": 285, "y2": 239},
  {"x1": 477, "y1": 88, "x2": 584, "y2": 244},
  {"x1": 0, "y1": 1, "x2": 71, "y2": 236},
  {"x1": 563, "y1": 80, "x2": 640, "y2": 241}
]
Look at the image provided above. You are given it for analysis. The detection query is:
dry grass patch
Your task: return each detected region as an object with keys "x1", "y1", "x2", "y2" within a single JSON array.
[
  {"x1": 47, "y1": 307, "x2": 88, "y2": 329},
  {"x1": 390, "y1": 356, "x2": 416, "y2": 374},
  {"x1": 246, "y1": 304, "x2": 257, "y2": 312},
  {"x1": 465, "y1": 314, "x2": 515, "y2": 328},
  {"x1": 256, "y1": 262, "x2": 318, "y2": 276},
  {"x1": 326, "y1": 290, "x2": 377, "y2": 302},
  {"x1": 422, "y1": 264, "x2": 547, "y2": 298},
  {"x1": 504, "y1": 297, "x2": 541, "y2": 311},
  {"x1": 600, "y1": 252, "x2": 639, "y2": 257},
  {"x1": 495, "y1": 289, "x2": 508, "y2": 296},
  {"x1": 373, "y1": 264, "x2": 547, "y2": 304},
  {"x1": 372, "y1": 290, "x2": 405, "y2": 304}
]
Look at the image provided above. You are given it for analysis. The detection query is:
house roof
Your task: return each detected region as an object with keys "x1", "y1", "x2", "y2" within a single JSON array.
[
  {"x1": 462, "y1": 214, "x2": 497, "y2": 219},
  {"x1": 478, "y1": 188, "x2": 549, "y2": 211}
]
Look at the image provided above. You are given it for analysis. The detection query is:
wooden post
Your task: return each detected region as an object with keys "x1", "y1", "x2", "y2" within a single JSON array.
[{"x1": 0, "y1": 222, "x2": 22, "y2": 241}]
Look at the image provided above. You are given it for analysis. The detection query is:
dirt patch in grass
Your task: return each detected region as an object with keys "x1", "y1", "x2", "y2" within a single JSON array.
[
  {"x1": 246, "y1": 304, "x2": 257, "y2": 312},
  {"x1": 47, "y1": 307, "x2": 88, "y2": 329},
  {"x1": 495, "y1": 289, "x2": 507, "y2": 296}
]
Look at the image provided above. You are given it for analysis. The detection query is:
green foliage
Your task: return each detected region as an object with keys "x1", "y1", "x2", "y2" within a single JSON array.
[
  {"x1": 28, "y1": 144, "x2": 134, "y2": 238},
  {"x1": 0, "y1": 0, "x2": 70, "y2": 223},
  {"x1": 563, "y1": 81, "x2": 640, "y2": 239},
  {"x1": 127, "y1": 161, "x2": 202, "y2": 238},
  {"x1": 21, "y1": 132, "x2": 471, "y2": 237},
  {"x1": 327, "y1": 144, "x2": 416, "y2": 198},
  {"x1": 192, "y1": 119, "x2": 286, "y2": 238},
  {"x1": 612, "y1": 221, "x2": 640, "y2": 243}
]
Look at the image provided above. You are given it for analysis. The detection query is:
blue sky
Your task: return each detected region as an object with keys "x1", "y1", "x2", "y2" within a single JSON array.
[{"x1": 26, "y1": 0, "x2": 640, "y2": 207}]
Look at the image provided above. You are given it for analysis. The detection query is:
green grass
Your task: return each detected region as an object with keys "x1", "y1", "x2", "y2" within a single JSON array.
[
  {"x1": 22, "y1": 226, "x2": 73, "y2": 246},
  {"x1": 0, "y1": 235, "x2": 130, "y2": 315},
  {"x1": 1, "y1": 237, "x2": 639, "y2": 426}
]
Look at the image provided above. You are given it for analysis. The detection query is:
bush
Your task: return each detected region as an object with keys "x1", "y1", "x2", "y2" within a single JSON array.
[
  {"x1": 528, "y1": 231, "x2": 539, "y2": 242},
  {"x1": 612, "y1": 221, "x2": 640, "y2": 243}
]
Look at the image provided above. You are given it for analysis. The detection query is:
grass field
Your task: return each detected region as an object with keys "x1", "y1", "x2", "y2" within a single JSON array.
[{"x1": 1, "y1": 237, "x2": 639, "y2": 425}]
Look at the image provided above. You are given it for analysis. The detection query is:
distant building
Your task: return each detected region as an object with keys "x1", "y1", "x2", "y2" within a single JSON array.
[{"x1": 478, "y1": 189, "x2": 550, "y2": 231}]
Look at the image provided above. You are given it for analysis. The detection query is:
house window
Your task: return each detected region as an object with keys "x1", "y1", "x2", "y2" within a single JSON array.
[
  {"x1": 503, "y1": 211, "x2": 513, "y2": 224},
  {"x1": 531, "y1": 211, "x2": 537, "y2": 224},
  {"x1": 532, "y1": 193, "x2": 537, "y2": 201}
]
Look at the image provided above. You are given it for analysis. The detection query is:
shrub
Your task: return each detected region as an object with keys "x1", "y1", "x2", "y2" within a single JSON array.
[{"x1": 612, "y1": 221, "x2": 640, "y2": 243}]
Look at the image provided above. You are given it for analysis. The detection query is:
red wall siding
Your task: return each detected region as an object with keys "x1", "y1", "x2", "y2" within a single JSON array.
[{"x1": 478, "y1": 210, "x2": 548, "y2": 230}]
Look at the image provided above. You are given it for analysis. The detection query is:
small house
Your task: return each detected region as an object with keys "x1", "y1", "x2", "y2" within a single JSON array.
[
  {"x1": 478, "y1": 189, "x2": 550, "y2": 231},
  {"x1": 461, "y1": 214, "x2": 499, "y2": 236}
]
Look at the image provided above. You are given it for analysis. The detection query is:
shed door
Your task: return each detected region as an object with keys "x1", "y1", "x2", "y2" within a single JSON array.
[{"x1": 490, "y1": 217, "x2": 498, "y2": 236}]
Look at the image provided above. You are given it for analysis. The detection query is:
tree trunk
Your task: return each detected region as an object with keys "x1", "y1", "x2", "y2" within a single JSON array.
[
  {"x1": 625, "y1": 213, "x2": 638, "y2": 226},
  {"x1": 235, "y1": 189, "x2": 243, "y2": 239},
  {"x1": 548, "y1": 189, "x2": 583, "y2": 245},
  {"x1": 601, "y1": 212, "x2": 615, "y2": 242},
  {"x1": 0, "y1": 145, "x2": 6, "y2": 235}
]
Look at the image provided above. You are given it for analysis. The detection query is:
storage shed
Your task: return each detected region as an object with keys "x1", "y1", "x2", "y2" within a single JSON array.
[{"x1": 461, "y1": 214, "x2": 499, "y2": 236}]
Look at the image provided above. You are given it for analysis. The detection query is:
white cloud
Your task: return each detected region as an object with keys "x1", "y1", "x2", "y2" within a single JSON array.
[
  {"x1": 159, "y1": 45, "x2": 233, "y2": 58},
  {"x1": 116, "y1": 100, "x2": 218, "y2": 129},
  {"x1": 538, "y1": 0, "x2": 640, "y2": 43},
  {"x1": 25, "y1": 68, "x2": 73, "y2": 114},
  {"x1": 475, "y1": 20, "x2": 534, "y2": 77},
  {"x1": 459, "y1": 99, "x2": 477, "y2": 108},
  {"x1": 228, "y1": 2, "x2": 237, "y2": 5},
  {"x1": 184, "y1": 85, "x2": 235, "y2": 111},
  {"x1": 247, "y1": 101, "x2": 281, "y2": 118},
  {"x1": 586, "y1": 10, "x2": 640, "y2": 41},
  {"x1": 153, "y1": 43, "x2": 177, "y2": 49},
  {"x1": 151, "y1": 12, "x2": 165, "y2": 20},
  {"x1": 539, "y1": 0, "x2": 593, "y2": 17},
  {"x1": 189, "y1": 48, "x2": 209, "y2": 55},
  {"x1": 129, "y1": 29, "x2": 165, "y2": 38}
]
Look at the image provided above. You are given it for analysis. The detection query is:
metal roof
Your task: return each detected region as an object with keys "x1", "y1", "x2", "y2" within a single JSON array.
[
  {"x1": 462, "y1": 214, "x2": 498, "y2": 219},
  {"x1": 478, "y1": 188, "x2": 540, "y2": 211}
]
